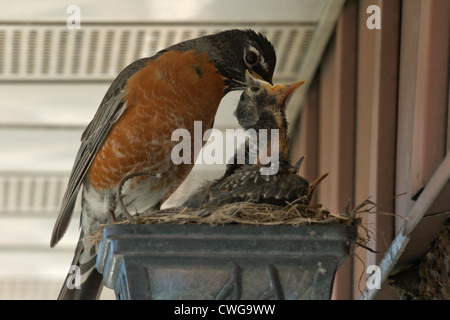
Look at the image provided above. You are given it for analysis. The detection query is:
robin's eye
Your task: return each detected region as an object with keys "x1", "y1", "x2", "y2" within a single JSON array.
[
  {"x1": 250, "y1": 86, "x2": 259, "y2": 92},
  {"x1": 245, "y1": 50, "x2": 258, "y2": 65}
]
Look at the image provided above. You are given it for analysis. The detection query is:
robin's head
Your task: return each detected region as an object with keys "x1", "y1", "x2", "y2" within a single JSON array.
[
  {"x1": 166, "y1": 29, "x2": 277, "y2": 93},
  {"x1": 216, "y1": 29, "x2": 277, "y2": 91}
]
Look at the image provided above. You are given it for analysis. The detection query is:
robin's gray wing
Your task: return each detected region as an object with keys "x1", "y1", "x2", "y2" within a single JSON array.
[{"x1": 50, "y1": 57, "x2": 151, "y2": 248}]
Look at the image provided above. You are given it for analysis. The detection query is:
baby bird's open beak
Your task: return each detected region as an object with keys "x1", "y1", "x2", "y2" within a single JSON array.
[
  {"x1": 244, "y1": 70, "x2": 305, "y2": 111},
  {"x1": 271, "y1": 80, "x2": 306, "y2": 110}
]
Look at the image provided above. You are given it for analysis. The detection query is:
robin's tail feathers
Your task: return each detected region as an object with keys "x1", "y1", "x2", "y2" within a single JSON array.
[{"x1": 57, "y1": 237, "x2": 103, "y2": 300}]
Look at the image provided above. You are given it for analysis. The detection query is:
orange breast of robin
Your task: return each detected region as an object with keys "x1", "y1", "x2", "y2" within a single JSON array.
[{"x1": 87, "y1": 50, "x2": 227, "y2": 193}]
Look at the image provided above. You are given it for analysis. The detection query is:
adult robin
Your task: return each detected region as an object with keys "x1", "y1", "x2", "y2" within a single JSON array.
[
  {"x1": 183, "y1": 72, "x2": 327, "y2": 208},
  {"x1": 51, "y1": 29, "x2": 277, "y2": 300}
]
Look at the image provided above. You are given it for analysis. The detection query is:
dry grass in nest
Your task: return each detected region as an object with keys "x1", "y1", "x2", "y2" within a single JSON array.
[
  {"x1": 134, "y1": 202, "x2": 346, "y2": 225},
  {"x1": 89, "y1": 197, "x2": 375, "y2": 249}
]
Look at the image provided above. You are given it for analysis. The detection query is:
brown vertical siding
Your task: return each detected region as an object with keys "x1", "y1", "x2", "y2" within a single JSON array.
[
  {"x1": 353, "y1": 0, "x2": 400, "y2": 299},
  {"x1": 290, "y1": 0, "x2": 450, "y2": 299},
  {"x1": 290, "y1": 78, "x2": 319, "y2": 186},
  {"x1": 317, "y1": 0, "x2": 357, "y2": 300},
  {"x1": 448, "y1": 76, "x2": 450, "y2": 153},
  {"x1": 396, "y1": 0, "x2": 450, "y2": 228},
  {"x1": 316, "y1": 0, "x2": 357, "y2": 216},
  {"x1": 395, "y1": 0, "x2": 423, "y2": 232},
  {"x1": 410, "y1": 0, "x2": 449, "y2": 190},
  {"x1": 395, "y1": 0, "x2": 450, "y2": 269},
  {"x1": 448, "y1": 77, "x2": 450, "y2": 153}
]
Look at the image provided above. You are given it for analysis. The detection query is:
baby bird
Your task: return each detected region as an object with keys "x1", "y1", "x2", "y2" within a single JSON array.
[{"x1": 183, "y1": 71, "x2": 327, "y2": 208}]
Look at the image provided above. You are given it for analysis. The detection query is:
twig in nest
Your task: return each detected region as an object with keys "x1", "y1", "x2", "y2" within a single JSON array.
[
  {"x1": 351, "y1": 198, "x2": 376, "y2": 216},
  {"x1": 355, "y1": 241, "x2": 379, "y2": 254},
  {"x1": 117, "y1": 171, "x2": 161, "y2": 223}
]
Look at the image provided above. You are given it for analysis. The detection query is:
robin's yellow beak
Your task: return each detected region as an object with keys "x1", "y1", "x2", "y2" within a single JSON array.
[{"x1": 248, "y1": 69, "x2": 265, "y2": 82}]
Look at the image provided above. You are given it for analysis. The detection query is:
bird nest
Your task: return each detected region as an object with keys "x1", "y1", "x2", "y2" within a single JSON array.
[
  {"x1": 89, "y1": 197, "x2": 371, "y2": 247},
  {"x1": 130, "y1": 201, "x2": 352, "y2": 226},
  {"x1": 419, "y1": 221, "x2": 450, "y2": 299},
  {"x1": 389, "y1": 220, "x2": 450, "y2": 299}
]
